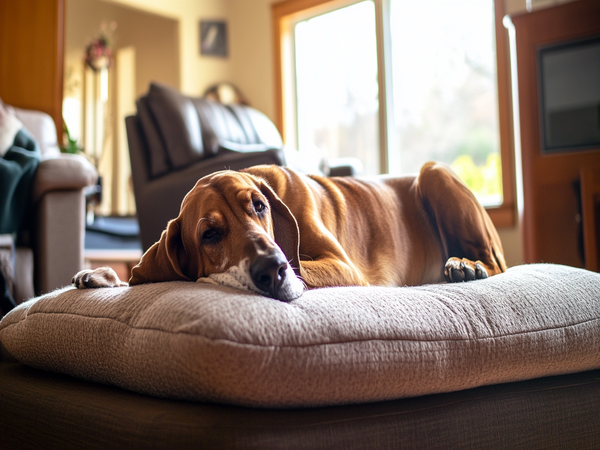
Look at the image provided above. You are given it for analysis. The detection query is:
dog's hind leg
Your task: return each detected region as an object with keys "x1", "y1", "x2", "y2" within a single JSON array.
[{"x1": 415, "y1": 162, "x2": 507, "y2": 283}]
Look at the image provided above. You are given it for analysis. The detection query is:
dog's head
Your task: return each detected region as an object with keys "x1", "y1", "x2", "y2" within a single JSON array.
[{"x1": 129, "y1": 170, "x2": 304, "y2": 302}]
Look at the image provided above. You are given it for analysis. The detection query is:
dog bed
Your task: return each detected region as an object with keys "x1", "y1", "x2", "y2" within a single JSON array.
[{"x1": 1, "y1": 263, "x2": 599, "y2": 408}]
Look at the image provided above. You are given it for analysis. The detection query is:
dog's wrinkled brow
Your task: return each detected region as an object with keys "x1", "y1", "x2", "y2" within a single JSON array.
[
  {"x1": 236, "y1": 189, "x2": 259, "y2": 215},
  {"x1": 199, "y1": 211, "x2": 224, "y2": 228}
]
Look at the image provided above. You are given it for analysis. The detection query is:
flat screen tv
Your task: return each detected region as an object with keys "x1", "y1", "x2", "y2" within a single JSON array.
[{"x1": 538, "y1": 35, "x2": 600, "y2": 154}]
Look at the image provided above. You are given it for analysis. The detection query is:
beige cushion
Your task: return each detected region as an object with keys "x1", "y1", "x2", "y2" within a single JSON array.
[
  {"x1": 32, "y1": 154, "x2": 98, "y2": 203},
  {"x1": 12, "y1": 107, "x2": 61, "y2": 158},
  {"x1": 1, "y1": 263, "x2": 599, "y2": 408}
]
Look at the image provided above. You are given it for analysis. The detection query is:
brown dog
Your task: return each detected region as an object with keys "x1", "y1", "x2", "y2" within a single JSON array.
[{"x1": 73, "y1": 163, "x2": 506, "y2": 301}]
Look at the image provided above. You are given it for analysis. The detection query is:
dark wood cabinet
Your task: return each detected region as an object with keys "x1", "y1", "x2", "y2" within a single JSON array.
[
  {"x1": 507, "y1": 0, "x2": 600, "y2": 270},
  {"x1": 0, "y1": 0, "x2": 64, "y2": 138}
]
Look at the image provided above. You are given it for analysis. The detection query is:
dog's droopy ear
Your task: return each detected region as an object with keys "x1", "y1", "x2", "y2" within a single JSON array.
[
  {"x1": 129, "y1": 219, "x2": 190, "y2": 285},
  {"x1": 259, "y1": 181, "x2": 301, "y2": 274}
]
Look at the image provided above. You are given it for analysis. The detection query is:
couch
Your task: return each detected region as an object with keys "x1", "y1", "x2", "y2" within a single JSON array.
[
  {"x1": 1, "y1": 263, "x2": 600, "y2": 449},
  {"x1": 127, "y1": 83, "x2": 287, "y2": 251},
  {"x1": 3, "y1": 107, "x2": 97, "y2": 302}
]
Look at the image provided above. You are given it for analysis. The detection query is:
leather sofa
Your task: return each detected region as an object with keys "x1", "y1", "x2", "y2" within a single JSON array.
[
  {"x1": 126, "y1": 83, "x2": 286, "y2": 251},
  {"x1": 5, "y1": 107, "x2": 97, "y2": 302}
]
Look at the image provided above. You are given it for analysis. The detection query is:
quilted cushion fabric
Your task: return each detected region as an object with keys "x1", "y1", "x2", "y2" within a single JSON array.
[{"x1": 1, "y1": 264, "x2": 599, "y2": 408}]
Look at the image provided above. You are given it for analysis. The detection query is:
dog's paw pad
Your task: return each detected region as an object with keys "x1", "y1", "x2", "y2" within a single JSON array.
[
  {"x1": 445, "y1": 258, "x2": 488, "y2": 283},
  {"x1": 475, "y1": 263, "x2": 488, "y2": 279},
  {"x1": 463, "y1": 262, "x2": 476, "y2": 281},
  {"x1": 72, "y1": 267, "x2": 124, "y2": 289},
  {"x1": 450, "y1": 267, "x2": 464, "y2": 282}
]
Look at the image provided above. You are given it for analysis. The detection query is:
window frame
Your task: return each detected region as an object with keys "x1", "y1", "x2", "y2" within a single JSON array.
[{"x1": 272, "y1": 0, "x2": 516, "y2": 227}]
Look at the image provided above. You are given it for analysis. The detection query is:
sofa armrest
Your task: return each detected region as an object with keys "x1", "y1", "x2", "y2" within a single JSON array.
[
  {"x1": 34, "y1": 190, "x2": 86, "y2": 295},
  {"x1": 32, "y1": 154, "x2": 97, "y2": 203},
  {"x1": 29, "y1": 154, "x2": 96, "y2": 295}
]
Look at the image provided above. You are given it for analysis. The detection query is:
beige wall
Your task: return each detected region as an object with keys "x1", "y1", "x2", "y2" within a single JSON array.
[
  {"x1": 65, "y1": 0, "x2": 179, "y2": 98},
  {"x1": 103, "y1": 0, "x2": 277, "y2": 118},
  {"x1": 505, "y1": 0, "x2": 528, "y2": 14},
  {"x1": 228, "y1": 0, "x2": 276, "y2": 121},
  {"x1": 505, "y1": 0, "x2": 579, "y2": 14},
  {"x1": 105, "y1": 0, "x2": 232, "y2": 96}
]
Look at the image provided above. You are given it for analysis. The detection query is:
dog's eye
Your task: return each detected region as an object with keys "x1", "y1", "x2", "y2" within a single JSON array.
[
  {"x1": 202, "y1": 229, "x2": 221, "y2": 244},
  {"x1": 253, "y1": 200, "x2": 266, "y2": 213}
]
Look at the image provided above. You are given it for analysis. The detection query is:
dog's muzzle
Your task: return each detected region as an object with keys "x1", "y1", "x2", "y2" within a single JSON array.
[
  {"x1": 249, "y1": 252, "x2": 289, "y2": 298},
  {"x1": 198, "y1": 248, "x2": 304, "y2": 302}
]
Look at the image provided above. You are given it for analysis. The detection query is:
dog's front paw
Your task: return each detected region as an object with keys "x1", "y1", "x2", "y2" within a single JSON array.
[
  {"x1": 444, "y1": 257, "x2": 488, "y2": 283},
  {"x1": 72, "y1": 267, "x2": 127, "y2": 289}
]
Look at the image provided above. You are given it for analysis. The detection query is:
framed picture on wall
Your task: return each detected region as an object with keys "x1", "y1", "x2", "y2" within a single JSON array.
[{"x1": 200, "y1": 20, "x2": 228, "y2": 57}]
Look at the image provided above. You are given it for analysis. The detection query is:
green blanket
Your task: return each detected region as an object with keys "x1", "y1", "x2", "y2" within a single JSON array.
[{"x1": 0, "y1": 128, "x2": 40, "y2": 234}]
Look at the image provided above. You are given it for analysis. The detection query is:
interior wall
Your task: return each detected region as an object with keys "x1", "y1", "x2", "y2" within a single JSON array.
[
  {"x1": 104, "y1": 0, "x2": 232, "y2": 96},
  {"x1": 505, "y1": 0, "x2": 528, "y2": 13},
  {"x1": 229, "y1": 0, "x2": 276, "y2": 121},
  {"x1": 65, "y1": 0, "x2": 179, "y2": 98},
  {"x1": 106, "y1": 0, "x2": 275, "y2": 118}
]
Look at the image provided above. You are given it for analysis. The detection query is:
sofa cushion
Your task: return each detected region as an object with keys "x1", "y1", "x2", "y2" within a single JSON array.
[
  {"x1": 11, "y1": 106, "x2": 61, "y2": 158},
  {"x1": 0, "y1": 102, "x2": 23, "y2": 157},
  {"x1": 191, "y1": 98, "x2": 247, "y2": 155},
  {"x1": 190, "y1": 99, "x2": 284, "y2": 155},
  {"x1": 1, "y1": 264, "x2": 599, "y2": 408},
  {"x1": 135, "y1": 97, "x2": 171, "y2": 178},
  {"x1": 227, "y1": 104, "x2": 283, "y2": 149},
  {"x1": 146, "y1": 83, "x2": 204, "y2": 169}
]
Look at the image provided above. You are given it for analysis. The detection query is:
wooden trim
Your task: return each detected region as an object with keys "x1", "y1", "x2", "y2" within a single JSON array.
[
  {"x1": 0, "y1": 0, "x2": 64, "y2": 139},
  {"x1": 580, "y1": 166, "x2": 600, "y2": 272},
  {"x1": 272, "y1": 2, "x2": 286, "y2": 140},
  {"x1": 373, "y1": 0, "x2": 393, "y2": 175},
  {"x1": 272, "y1": 0, "x2": 516, "y2": 228},
  {"x1": 272, "y1": 0, "x2": 360, "y2": 142},
  {"x1": 486, "y1": 204, "x2": 515, "y2": 228},
  {"x1": 494, "y1": 0, "x2": 516, "y2": 228},
  {"x1": 55, "y1": 0, "x2": 65, "y2": 142}
]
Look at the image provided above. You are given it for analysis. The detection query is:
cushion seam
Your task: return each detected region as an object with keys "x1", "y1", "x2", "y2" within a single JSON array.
[{"x1": 3, "y1": 311, "x2": 599, "y2": 349}]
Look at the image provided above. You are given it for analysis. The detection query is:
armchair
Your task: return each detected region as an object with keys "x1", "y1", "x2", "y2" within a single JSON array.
[
  {"x1": 10, "y1": 107, "x2": 97, "y2": 302},
  {"x1": 126, "y1": 83, "x2": 286, "y2": 251}
]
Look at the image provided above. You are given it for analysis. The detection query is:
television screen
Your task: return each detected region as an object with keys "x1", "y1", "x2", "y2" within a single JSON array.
[{"x1": 538, "y1": 36, "x2": 600, "y2": 154}]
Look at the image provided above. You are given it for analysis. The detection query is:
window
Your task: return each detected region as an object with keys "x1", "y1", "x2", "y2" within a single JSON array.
[
  {"x1": 295, "y1": 2, "x2": 380, "y2": 175},
  {"x1": 390, "y1": 0, "x2": 501, "y2": 206},
  {"x1": 273, "y1": 0, "x2": 515, "y2": 226}
]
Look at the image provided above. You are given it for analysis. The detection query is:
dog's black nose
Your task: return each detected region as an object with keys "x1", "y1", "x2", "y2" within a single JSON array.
[{"x1": 250, "y1": 253, "x2": 288, "y2": 297}]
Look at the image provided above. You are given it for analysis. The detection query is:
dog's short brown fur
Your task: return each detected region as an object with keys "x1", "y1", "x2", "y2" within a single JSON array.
[{"x1": 73, "y1": 163, "x2": 506, "y2": 301}]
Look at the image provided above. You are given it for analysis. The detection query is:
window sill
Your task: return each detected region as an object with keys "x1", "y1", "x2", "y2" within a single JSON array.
[{"x1": 486, "y1": 203, "x2": 516, "y2": 228}]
